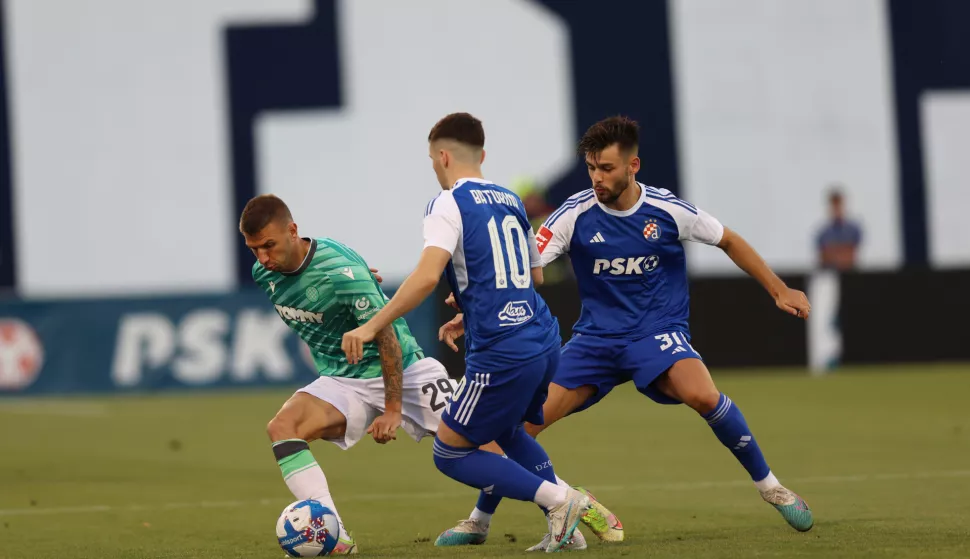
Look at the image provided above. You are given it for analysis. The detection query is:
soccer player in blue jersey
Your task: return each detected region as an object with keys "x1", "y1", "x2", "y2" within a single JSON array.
[
  {"x1": 439, "y1": 115, "x2": 815, "y2": 541},
  {"x1": 341, "y1": 113, "x2": 592, "y2": 553}
]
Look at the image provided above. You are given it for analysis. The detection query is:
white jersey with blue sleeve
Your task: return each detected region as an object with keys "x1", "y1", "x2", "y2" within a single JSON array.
[
  {"x1": 537, "y1": 183, "x2": 724, "y2": 339},
  {"x1": 423, "y1": 178, "x2": 560, "y2": 372}
]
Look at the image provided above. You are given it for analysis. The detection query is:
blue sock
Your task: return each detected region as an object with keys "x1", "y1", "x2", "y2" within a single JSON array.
[
  {"x1": 703, "y1": 393, "x2": 771, "y2": 482},
  {"x1": 497, "y1": 424, "x2": 558, "y2": 484},
  {"x1": 473, "y1": 425, "x2": 558, "y2": 515},
  {"x1": 433, "y1": 438, "x2": 546, "y2": 503},
  {"x1": 475, "y1": 490, "x2": 501, "y2": 515}
]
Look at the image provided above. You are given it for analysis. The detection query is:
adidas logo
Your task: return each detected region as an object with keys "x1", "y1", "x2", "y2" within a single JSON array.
[
  {"x1": 733, "y1": 435, "x2": 752, "y2": 450},
  {"x1": 590, "y1": 232, "x2": 605, "y2": 243},
  {"x1": 671, "y1": 346, "x2": 687, "y2": 354}
]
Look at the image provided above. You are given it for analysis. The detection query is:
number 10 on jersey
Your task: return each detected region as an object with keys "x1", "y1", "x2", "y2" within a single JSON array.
[{"x1": 487, "y1": 215, "x2": 531, "y2": 289}]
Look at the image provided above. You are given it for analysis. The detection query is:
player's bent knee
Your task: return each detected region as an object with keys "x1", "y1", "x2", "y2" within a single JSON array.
[
  {"x1": 663, "y1": 360, "x2": 721, "y2": 415},
  {"x1": 266, "y1": 414, "x2": 298, "y2": 442},
  {"x1": 432, "y1": 427, "x2": 476, "y2": 477},
  {"x1": 682, "y1": 388, "x2": 721, "y2": 415}
]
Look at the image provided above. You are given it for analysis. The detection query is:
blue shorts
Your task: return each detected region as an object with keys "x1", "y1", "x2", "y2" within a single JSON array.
[
  {"x1": 441, "y1": 347, "x2": 559, "y2": 446},
  {"x1": 554, "y1": 330, "x2": 702, "y2": 413}
]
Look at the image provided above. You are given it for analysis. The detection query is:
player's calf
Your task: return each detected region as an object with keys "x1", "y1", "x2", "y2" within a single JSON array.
[
  {"x1": 432, "y1": 422, "x2": 586, "y2": 550},
  {"x1": 659, "y1": 360, "x2": 814, "y2": 532},
  {"x1": 432, "y1": 425, "x2": 563, "y2": 506},
  {"x1": 269, "y1": 395, "x2": 353, "y2": 542},
  {"x1": 702, "y1": 394, "x2": 814, "y2": 531}
]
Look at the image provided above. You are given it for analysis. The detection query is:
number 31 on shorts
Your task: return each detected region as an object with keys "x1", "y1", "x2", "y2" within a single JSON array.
[{"x1": 654, "y1": 332, "x2": 699, "y2": 356}]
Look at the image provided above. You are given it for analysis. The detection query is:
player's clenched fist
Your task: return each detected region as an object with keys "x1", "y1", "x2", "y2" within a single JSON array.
[
  {"x1": 342, "y1": 325, "x2": 377, "y2": 364},
  {"x1": 775, "y1": 287, "x2": 810, "y2": 319}
]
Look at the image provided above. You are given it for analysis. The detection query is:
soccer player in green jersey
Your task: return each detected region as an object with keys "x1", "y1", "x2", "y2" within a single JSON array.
[{"x1": 239, "y1": 194, "x2": 459, "y2": 555}]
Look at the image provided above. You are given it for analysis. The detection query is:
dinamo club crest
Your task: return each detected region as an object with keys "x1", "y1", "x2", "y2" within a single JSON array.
[{"x1": 643, "y1": 219, "x2": 661, "y2": 241}]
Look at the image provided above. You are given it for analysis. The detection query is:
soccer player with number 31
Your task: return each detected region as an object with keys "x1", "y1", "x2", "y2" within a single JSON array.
[{"x1": 440, "y1": 116, "x2": 815, "y2": 545}]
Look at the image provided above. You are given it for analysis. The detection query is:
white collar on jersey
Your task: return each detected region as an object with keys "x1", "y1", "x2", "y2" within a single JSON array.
[
  {"x1": 451, "y1": 177, "x2": 494, "y2": 190},
  {"x1": 597, "y1": 182, "x2": 646, "y2": 217}
]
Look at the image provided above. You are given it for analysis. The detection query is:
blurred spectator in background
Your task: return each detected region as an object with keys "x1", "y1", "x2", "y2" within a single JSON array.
[
  {"x1": 816, "y1": 187, "x2": 863, "y2": 271},
  {"x1": 809, "y1": 186, "x2": 862, "y2": 374},
  {"x1": 509, "y1": 176, "x2": 571, "y2": 284}
]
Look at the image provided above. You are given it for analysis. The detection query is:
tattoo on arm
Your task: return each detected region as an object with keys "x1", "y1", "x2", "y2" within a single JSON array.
[{"x1": 374, "y1": 325, "x2": 404, "y2": 410}]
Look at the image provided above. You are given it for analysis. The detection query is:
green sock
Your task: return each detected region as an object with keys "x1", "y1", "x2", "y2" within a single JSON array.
[{"x1": 273, "y1": 439, "x2": 343, "y2": 528}]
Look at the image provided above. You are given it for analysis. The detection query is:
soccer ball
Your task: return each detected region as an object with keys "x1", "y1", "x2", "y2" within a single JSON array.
[{"x1": 276, "y1": 499, "x2": 340, "y2": 557}]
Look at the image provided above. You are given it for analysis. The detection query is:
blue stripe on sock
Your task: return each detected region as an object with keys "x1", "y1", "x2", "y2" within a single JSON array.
[
  {"x1": 702, "y1": 393, "x2": 770, "y2": 481},
  {"x1": 704, "y1": 393, "x2": 733, "y2": 425},
  {"x1": 433, "y1": 439, "x2": 474, "y2": 459},
  {"x1": 433, "y1": 438, "x2": 546, "y2": 504}
]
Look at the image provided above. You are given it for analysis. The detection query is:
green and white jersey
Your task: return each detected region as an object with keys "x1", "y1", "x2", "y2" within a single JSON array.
[{"x1": 252, "y1": 237, "x2": 424, "y2": 379}]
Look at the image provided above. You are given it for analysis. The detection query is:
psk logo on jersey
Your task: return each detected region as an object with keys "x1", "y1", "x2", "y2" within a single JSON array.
[
  {"x1": 643, "y1": 219, "x2": 662, "y2": 241},
  {"x1": 593, "y1": 256, "x2": 660, "y2": 275},
  {"x1": 497, "y1": 300, "x2": 534, "y2": 326},
  {"x1": 305, "y1": 286, "x2": 320, "y2": 302}
]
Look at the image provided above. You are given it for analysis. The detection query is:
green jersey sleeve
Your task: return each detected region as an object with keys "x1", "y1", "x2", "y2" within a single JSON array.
[{"x1": 325, "y1": 264, "x2": 387, "y2": 325}]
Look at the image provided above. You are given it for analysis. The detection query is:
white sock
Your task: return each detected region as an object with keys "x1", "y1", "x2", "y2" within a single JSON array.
[
  {"x1": 276, "y1": 441, "x2": 344, "y2": 528},
  {"x1": 754, "y1": 471, "x2": 781, "y2": 492},
  {"x1": 469, "y1": 507, "x2": 492, "y2": 526},
  {"x1": 533, "y1": 481, "x2": 568, "y2": 509},
  {"x1": 555, "y1": 475, "x2": 570, "y2": 489}
]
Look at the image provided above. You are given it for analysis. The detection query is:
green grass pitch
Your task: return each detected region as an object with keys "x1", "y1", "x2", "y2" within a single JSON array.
[{"x1": 1, "y1": 364, "x2": 968, "y2": 558}]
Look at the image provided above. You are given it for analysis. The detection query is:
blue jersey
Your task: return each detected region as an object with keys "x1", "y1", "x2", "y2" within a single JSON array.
[
  {"x1": 537, "y1": 183, "x2": 724, "y2": 339},
  {"x1": 424, "y1": 178, "x2": 560, "y2": 372}
]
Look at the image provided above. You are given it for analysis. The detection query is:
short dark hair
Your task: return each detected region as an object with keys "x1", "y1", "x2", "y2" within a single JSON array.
[
  {"x1": 828, "y1": 187, "x2": 844, "y2": 204},
  {"x1": 428, "y1": 112, "x2": 485, "y2": 148},
  {"x1": 239, "y1": 194, "x2": 293, "y2": 235},
  {"x1": 578, "y1": 116, "x2": 639, "y2": 156}
]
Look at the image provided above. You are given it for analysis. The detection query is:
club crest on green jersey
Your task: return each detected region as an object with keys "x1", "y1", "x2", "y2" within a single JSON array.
[{"x1": 306, "y1": 286, "x2": 320, "y2": 302}]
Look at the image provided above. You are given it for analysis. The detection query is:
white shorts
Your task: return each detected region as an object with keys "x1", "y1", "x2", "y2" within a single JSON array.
[{"x1": 297, "y1": 357, "x2": 457, "y2": 450}]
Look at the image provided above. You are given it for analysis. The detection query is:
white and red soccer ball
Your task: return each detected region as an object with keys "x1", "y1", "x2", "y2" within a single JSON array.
[
  {"x1": 0, "y1": 319, "x2": 44, "y2": 391},
  {"x1": 276, "y1": 499, "x2": 340, "y2": 557}
]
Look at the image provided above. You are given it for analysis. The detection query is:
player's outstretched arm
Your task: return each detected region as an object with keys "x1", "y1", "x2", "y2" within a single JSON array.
[
  {"x1": 717, "y1": 226, "x2": 811, "y2": 319},
  {"x1": 341, "y1": 247, "x2": 452, "y2": 363},
  {"x1": 367, "y1": 325, "x2": 404, "y2": 444}
]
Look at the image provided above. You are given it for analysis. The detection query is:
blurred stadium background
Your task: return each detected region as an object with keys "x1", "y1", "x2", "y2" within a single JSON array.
[{"x1": 0, "y1": 1, "x2": 968, "y2": 558}]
